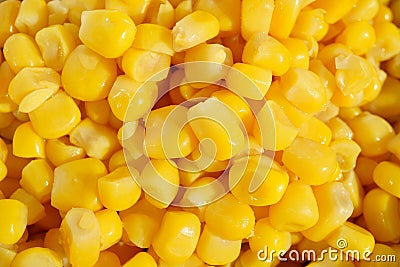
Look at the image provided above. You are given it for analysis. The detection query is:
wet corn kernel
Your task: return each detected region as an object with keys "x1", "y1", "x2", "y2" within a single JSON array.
[
  {"x1": 374, "y1": 4, "x2": 393, "y2": 24},
  {"x1": 14, "y1": 0, "x2": 47, "y2": 36},
  {"x1": 298, "y1": 117, "x2": 332, "y2": 145},
  {"x1": 330, "y1": 139, "x2": 361, "y2": 172},
  {"x1": 229, "y1": 155, "x2": 289, "y2": 206},
  {"x1": 282, "y1": 137, "x2": 337, "y2": 185},
  {"x1": 98, "y1": 166, "x2": 141, "y2": 211},
  {"x1": 45, "y1": 138, "x2": 86, "y2": 166},
  {"x1": 249, "y1": 217, "x2": 292, "y2": 254},
  {"x1": 13, "y1": 122, "x2": 45, "y2": 158},
  {"x1": 51, "y1": 158, "x2": 107, "y2": 212},
  {"x1": 94, "y1": 251, "x2": 121, "y2": 267},
  {"x1": 0, "y1": 199, "x2": 27, "y2": 245},
  {"x1": 302, "y1": 182, "x2": 353, "y2": 242},
  {"x1": 291, "y1": 8, "x2": 328, "y2": 41},
  {"x1": 29, "y1": 91, "x2": 81, "y2": 139},
  {"x1": 10, "y1": 188, "x2": 45, "y2": 225},
  {"x1": 356, "y1": 243, "x2": 397, "y2": 267},
  {"x1": 343, "y1": 0, "x2": 379, "y2": 23},
  {"x1": 363, "y1": 188, "x2": 400, "y2": 243},
  {"x1": 325, "y1": 221, "x2": 375, "y2": 260},
  {"x1": 279, "y1": 38, "x2": 310, "y2": 70},
  {"x1": 336, "y1": 21, "x2": 376, "y2": 56},
  {"x1": 47, "y1": 0, "x2": 68, "y2": 25},
  {"x1": 0, "y1": 246, "x2": 17, "y2": 267},
  {"x1": 354, "y1": 156, "x2": 377, "y2": 186},
  {"x1": 124, "y1": 252, "x2": 157, "y2": 267},
  {"x1": 85, "y1": 100, "x2": 111, "y2": 125},
  {"x1": 204, "y1": 193, "x2": 255, "y2": 240},
  {"x1": 269, "y1": 181, "x2": 319, "y2": 232},
  {"x1": 60, "y1": 208, "x2": 101, "y2": 267},
  {"x1": 4, "y1": 144, "x2": 30, "y2": 180},
  {"x1": 240, "y1": 0, "x2": 273, "y2": 41},
  {"x1": 35, "y1": 24, "x2": 77, "y2": 72},
  {"x1": 0, "y1": 62, "x2": 18, "y2": 113},
  {"x1": 269, "y1": 0, "x2": 302, "y2": 39},
  {"x1": 105, "y1": 0, "x2": 151, "y2": 25},
  {"x1": 342, "y1": 171, "x2": 365, "y2": 218},
  {"x1": 385, "y1": 53, "x2": 400, "y2": 78},
  {"x1": 242, "y1": 33, "x2": 291, "y2": 76},
  {"x1": 11, "y1": 247, "x2": 62, "y2": 267},
  {"x1": 172, "y1": 10, "x2": 219, "y2": 52},
  {"x1": 132, "y1": 23, "x2": 173, "y2": 56},
  {"x1": 312, "y1": 0, "x2": 358, "y2": 24},
  {"x1": 0, "y1": 0, "x2": 20, "y2": 48},
  {"x1": 94, "y1": 209, "x2": 123, "y2": 251},
  {"x1": 174, "y1": 0, "x2": 192, "y2": 23},
  {"x1": 326, "y1": 117, "x2": 353, "y2": 140},
  {"x1": 196, "y1": 225, "x2": 241, "y2": 265},
  {"x1": 347, "y1": 112, "x2": 395, "y2": 157},
  {"x1": 3, "y1": 33, "x2": 44, "y2": 73},
  {"x1": 146, "y1": 1, "x2": 175, "y2": 29},
  {"x1": 225, "y1": 63, "x2": 272, "y2": 100},
  {"x1": 372, "y1": 22, "x2": 400, "y2": 61},
  {"x1": 373, "y1": 161, "x2": 400, "y2": 198}
]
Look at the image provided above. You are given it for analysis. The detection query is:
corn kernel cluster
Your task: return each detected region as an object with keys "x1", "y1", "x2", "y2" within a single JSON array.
[{"x1": 1, "y1": 0, "x2": 400, "y2": 266}]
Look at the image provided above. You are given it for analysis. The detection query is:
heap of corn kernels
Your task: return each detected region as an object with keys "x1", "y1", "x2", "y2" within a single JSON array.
[{"x1": 1, "y1": 0, "x2": 400, "y2": 266}]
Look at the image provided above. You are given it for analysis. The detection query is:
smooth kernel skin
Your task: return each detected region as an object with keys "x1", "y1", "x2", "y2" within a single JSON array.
[
  {"x1": 0, "y1": 199, "x2": 27, "y2": 245},
  {"x1": 29, "y1": 91, "x2": 81, "y2": 139},
  {"x1": 298, "y1": 117, "x2": 332, "y2": 145},
  {"x1": 291, "y1": 8, "x2": 329, "y2": 41},
  {"x1": 269, "y1": 0, "x2": 302, "y2": 39},
  {"x1": 0, "y1": 246, "x2": 17, "y2": 267},
  {"x1": 336, "y1": 21, "x2": 376, "y2": 56},
  {"x1": 372, "y1": 22, "x2": 400, "y2": 61},
  {"x1": 95, "y1": 209, "x2": 123, "y2": 251},
  {"x1": 146, "y1": 1, "x2": 175, "y2": 29},
  {"x1": 373, "y1": 161, "x2": 400, "y2": 198},
  {"x1": 312, "y1": 0, "x2": 358, "y2": 24},
  {"x1": 124, "y1": 252, "x2": 157, "y2": 267},
  {"x1": 152, "y1": 211, "x2": 201, "y2": 263},
  {"x1": 269, "y1": 181, "x2": 319, "y2": 232},
  {"x1": 94, "y1": 251, "x2": 121, "y2": 267},
  {"x1": 13, "y1": 122, "x2": 45, "y2": 158},
  {"x1": 10, "y1": 188, "x2": 45, "y2": 225},
  {"x1": 14, "y1": 0, "x2": 48, "y2": 36},
  {"x1": 241, "y1": 0, "x2": 274, "y2": 41},
  {"x1": 11, "y1": 247, "x2": 62, "y2": 267},
  {"x1": 80, "y1": 9, "x2": 137, "y2": 58},
  {"x1": 133, "y1": 23, "x2": 173, "y2": 56},
  {"x1": 62, "y1": 45, "x2": 117, "y2": 101},
  {"x1": 45, "y1": 138, "x2": 86, "y2": 166},
  {"x1": 0, "y1": 62, "x2": 18, "y2": 113},
  {"x1": 280, "y1": 38, "x2": 310, "y2": 69},
  {"x1": 104, "y1": 0, "x2": 151, "y2": 24},
  {"x1": 20, "y1": 159, "x2": 53, "y2": 203},
  {"x1": 0, "y1": 0, "x2": 20, "y2": 48},
  {"x1": 172, "y1": 10, "x2": 220, "y2": 52}
]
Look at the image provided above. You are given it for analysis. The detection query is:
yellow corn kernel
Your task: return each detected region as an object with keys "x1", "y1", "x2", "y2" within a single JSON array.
[
  {"x1": 357, "y1": 243, "x2": 397, "y2": 267},
  {"x1": 124, "y1": 252, "x2": 157, "y2": 267},
  {"x1": 0, "y1": 160, "x2": 6, "y2": 182},
  {"x1": 47, "y1": 0, "x2": 68, "y2": 25},
  {"x1": 144, "y1": 105, "x2": 198, "y2": 159},
  {"x1": 317, "y1": 43, "x2": 352, "y2": 74},
  {"x1": 85, "y1": 100, "x2": 111, "y2": 125},
  {"x1": 61, "y1": 0, "x2": 105, "y2": 26},
  {"x1": 187, "y1": 98, "x2": 245, "y2": 160},
  {"x1": 241, "y1": 0, "x2": 274, "y2": 41},
  {"x1": 14, "y1": 0, "x2": 47, "y2": 36},
  {"x1": 312, "y1": 0, "x2": 358, "y2": 24},
  {"x1": 269, "y1": 181, "x2": 319, "y2": 232},
  {"x1": 0, "y1": 138, "x2": 7, "y2": 163},
  {"x1": 146, "y1": 1, "x2": 175, "y2": 29},
  {"x1": 269, "y1": 0, "x2": 302, "y2": 39},
  {"x1": 196, "y1": 225, "x2": 241, "y2": 265},
  {"x1": 374, "y1": 4, "x2": 393, "y2": 24},
  {"x1": 354, "y1": 156, "x2": 376, "y2": 186},
  {"x1": 132, "y1": 23, "x2": 173, "y2": 56},
  {"x1": 237, "y1": 249, "x2": 278, "y2": 267},
  {"x1": 363, "y1": 187, "x2": 400, "y2": 243},
  {"x1": 0, "y1": 62, "x2": 18, "y2": 113},
  {"x1": 242, "y1": 33, "x2": 291, "y2": 76},
  {"x1": 0, "y1": 246, "x2": 17, "y2": 267},
  {"x1": 342, "y1": 171, "x2": 365, "y2": 218},
  {"x1": 302, "y1": 182, "x2": 353, "y2": 242},
  {"x1": 35, "y1": 24, "x2": 77, "y2": 71},
  {"x1": 249, "y1": 217, "x2": 292, "y2": 255},
  {"x1": 105, "y1": 0, "x2": 151, "y2": 24},
  {"x1": 298, "y1": 117, "x2": 332, "y2": 145},
  {"x1": 371, "y1": 22, "x2": 400, "y2": 61},
  {"x1": 225, "y1": 63, "x2": 272, "y2": 100},
  {"x1": 4, "y1": 144, "x2": 30, "y2": 180},
  {"x1": 373, "y1": 161, "x2": 400, "y2": 198},
  {"x1": 0, "y1": 199, "x2": 27, "y2": 245},
  {"x1": 279, "y1": 38, "x2": 310, "y2": 70},
  {"x1": 174, "y1": 0, "x2": 192, "y2": 23},
  {"x1": 0, "y1": 0, "x2": 20, "y2": 48},
  {"x1": 347, "y1": 112, "x2": 394, "y2": 157},
  {"x1": 152, "y1": 211, "x2": 200, "y2": 263},
  {"x1": 326, "y1": 117, "x2": 353, "y2": 140},
  {"x1": 158, "y1": 253, "x2": 207, "y2": 267},
  {"x1": 385, "y1": 53, "x2": 400, "y2": 79},
  {"x1": 0, "y1": 177, "x2": 20, "y2": 198},
  {"x1": 280, "y1": 68, "x2": 327, "y2": 114},
  {"x1": 62, "y1": 45, "x2": 117, "y2": 101},
  {"x1": 193, "y1": 0, "x2": 240, "y2": 37},
  {"x1": 138, "y1": 159, "x2": 179, "y2": 208},
  {"x1": 12, "y1": 122, "x2": 45, "y2": 158},
  {"x1": 10, "y1": 188, "x2": 45, "y2": 225},
  {"x1": 11, "y1": 247, "x2": 62, "y2": 267},
  {"x1": 229, "y1": 155, "x2": 288, "y2": 206},
  {"x1": 330, "y1": 139, "x2": 361, "y2": 172},
  {"x1": 20, "y1": 159, "x2": 53, "y2": 203},
  {"x1": 51, "y1": 158, "x2": 107, "y2": 212},
  {"x1": 60, "y1": 208, "x2": 101, "y2": 267},
  {"x1": 188, "y1": 146, "x2": 229, "y2": 172},
  {"x1": 325, "y1": 221, "x2": 374, "y2": 260},
  {"x1": 222, "y1": 34, "x2": 246, "y2": 63},
  {"x1": 204, "y1": 193, "x2": 255, "y2": 240},
  {"x1": 63, "y1": 22, "x2": 81, "y2": 45},
  {"x1": 343, "y1": 0, "x2": 379, "y2": 23},
  {"x1": 29, "y1": 91, "x2": 81, "y2": 139},
  {"x1": 309, "y1": 60, "x2": 336, "y2": 101},
  {"x1": 95, "y1": 209, "x2": 123, "y2": 251},
  {"x1": 108, "y1": 75, "x2": 158, "y2": 121},
  {"x1": 79, "y1": 10, "x2": 136, "y2": 58},
  {"x1": 94, "y1": 251, "x2": 121, "y2": 267},
  {"x1": 3, "y1": 33, "x2": 44, "y2": 73},
  {"x1": 108, "y1": 150, "x2": 126, "y2": 172},
  {"x1": 282, "y1": 137, "x2": 337, "y2": 185},
  {"x1": 172, "y1": 10, "x2": 220, "y2": 52},
  {"x1": 291, "y1": 8, "x2": 328, "y2": 41},
  {"x1": 122, "y1": 47, "x2": 170, "y2": 82},
  {"x1": 336, "y1": 21, "x2": 376, "y2": 56},
  {"x1": 45, "y1": 138, "x2": 86, "y2": 166}
]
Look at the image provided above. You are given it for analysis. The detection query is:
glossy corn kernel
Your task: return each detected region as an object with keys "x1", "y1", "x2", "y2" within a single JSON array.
[
  {"x1": 144, "y1": 105, "x2": 198, "y2": 159},
  {"x1": 312, "y1": 0, "x2": 358, "y2": 24},
  {"x1": 291, "y1": 8, "x2": 328, "y2": 41},
  {"x1": 45, "y1": 138, "x2": 86, "y2": 166},
  {"x1": 51, "y1": 158, "x2": 107, "y2": 212},
  {"x1": 330, "y1": 139, "x2": 361, "y2": 172},
  {"x1": 10, "y1": 188, "x2": 45, "y2": 225},
  {"x1": 229, "y1": 155, "x2": 289, "y2": 206},
  {"x1": 282, "y1": 137, "x2": 337, "y2": 185},
  {"x1": 347, "y1": 112, "x2": 395, "y2": 157},
  {"x1": 0, "y1": 199, "x2": 27, "y2": 245},
  {"x1": 298, "y1": 117, "x2": 332, "y2": 145},
  {"x1": 95, "y1": 209, "x2": 123, "y2": 251},
  {"x1": 3, "y1": 33, "x2": 44, "y2": 73},
  {"x1": 372, "y1": 22, "x2": 400, "y2": 61},
  {"x1": 225, "y1": 63, "x2": 272, "y2": 100},
  {"x1": 13, "y1": 122, "x2": 45, "y2": 158},
  {"x1": 124, "y1": 252, "x2": 157, "y2": 267},
  {"x1": 85, "y1": 100, "x2": 111, "y2": 125},
  {"x1": 0, "y1": 62, "x2": 18, "y2": 113},
  {"x1": 363, "y1": 188, "x2": 400, "y2": 243},
  {"x1": 0, "y1": 246, "x2": 17, "y2": 267},
  {"x1": 94, "y1": 251, "x2": 121, "y2": 267},
  {"x1": 98, "y1": 166, "x2": 141, "y2": 211},
  {"x1": 29, "y1": 91, "x2": 81, "y2": 139},
  {"x1": 0, "y1": 0, "x2": 20, "y2": 48},
  {"x1": 105, "y1": 0, "x2": 151, "y2": 24},
  {"x1": 146, "y1": 1, "x2": 175, "y2": 29},
  {"x1": 80, "y1": 10, "x2": 136, "y2": 58},
  {"x1": 325, "y1": 221, "x2": 375, "y2": 260},
  {"x1": 242, "y1": 33, "x2": 291, "y2": 76},
  {"x1": 240, "y1": 0, "x2": 274, "y2": 41},
  {"x1": 59, "y1": 208, "x2": 101, "y2": 267},
  {"x1": 158, "y1": 253, "x2": 206, "y2": 267},
  {"x1": 108, "y1": 75, "x2": 158, "y2": 121},
  {"x1": 269, "y1": 0, "x2": 302, "y2": 39},
  {"x1": 279, "y1": 38, "x2": 310, "y2": 70},
  {"x1": 342, "y1": 171, "x2": 365, "y2": 218},
  {"x1": 132, "y1": 23, "x2": 173, "y2": 56},
  {"x1": 357, "y1": 243, "x2": 397, "y2": 267},
  {"x1": 249, "y1": 217, "x2": 292, "y2": 255},
  {"x1": 14, "y1": 0, "x2": 47, "y2": 36},
  {"x1": 336, "y1": 21, "x2": 376, "y2": 56},
  {"x1": 343, "y1": 0, "x2": 379, "y2": 23},
  {"x1": 373, "y1": 161, "x2": 400, "y2": 198},
  {"x1": 326, "y1": 117, "x2": 353, "y2": 140},
  {"x1": 302, "y1": 182, "x2": 353, "y2": 242},
  {"x1": 374, "y1": 4, "x2": 393, "y2": 23},
  {"x1": 11, "y1": 247, "x2": 62, "y2": 267},
  {"x1": 172, "y1": 10, "x2": 220, "y2": 52},
  {"x1": 35, "y1": 24, "x2": 77, "y2": 71},
  {"x1": 47, "y1": 0, "x2": 68, "y2": 25},
  {"x1": 174, "y1": 0, "x2": 192, "y2": 23}
]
